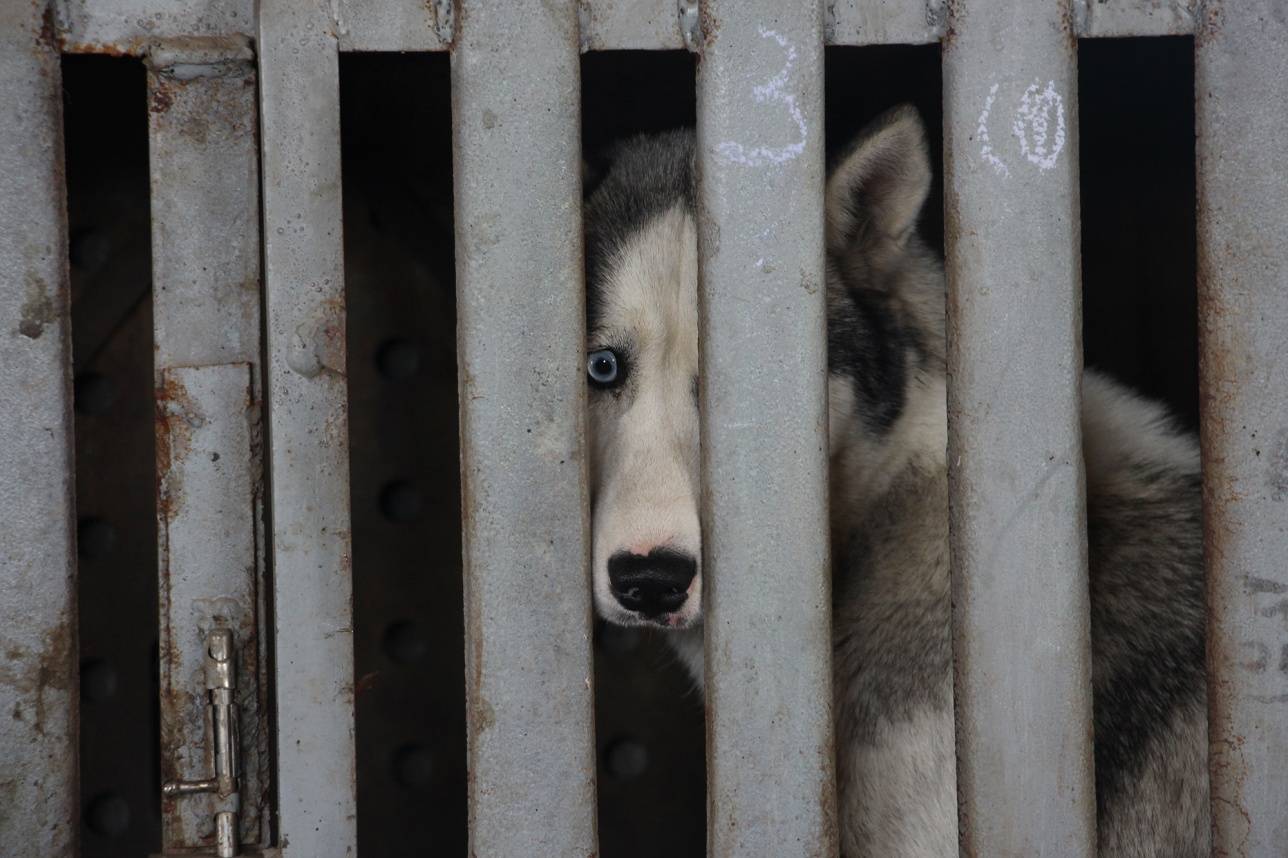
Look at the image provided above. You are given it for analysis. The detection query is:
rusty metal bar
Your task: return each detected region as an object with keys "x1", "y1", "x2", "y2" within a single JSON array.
[
  {"x1": 695, "y1": 2, "x2": 836, "y2": 855},
  {"x1": 941, "y1": 1, "x2": 1097, "y2": 855},
  {"x1": 451, "y1": 1, "x2": 598, "y2": 854},
  {"x1": 258, "y1": 2, "x2": 357, "y2": 854},
  {"x1": 1197, "y1": 1, "x2": 1288, "y2": 852},
  {"x1": 0, "y1": 3, "x2": 78, "y2": 854},
  {"x1": 145, "y1": 37, "x2": 270, "y2": 852}
]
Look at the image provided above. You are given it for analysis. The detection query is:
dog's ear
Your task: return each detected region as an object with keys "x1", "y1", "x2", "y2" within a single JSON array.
[{"x1": 825, "y1": 105, "x2": 931, "y2": 254}]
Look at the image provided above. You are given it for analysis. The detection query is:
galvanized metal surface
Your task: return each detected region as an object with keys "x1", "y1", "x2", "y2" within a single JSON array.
[
  {"x1": 1197, "y1": 2, "x2": 1288, "y2": 853},
  {"x1": 258, "y1": 2, "x2": 357, "y2": 854},
  {"x1": 581, "y1": 0, "x2": 686, "y2": 50},
  {"x1": 1074, "y1": 0, "x2": 1196, "y2": 38},
  {"x1": 332, "y1": 0, "x2": 448, "y2": 53},
  {"x1": 695, "y1": 3, "x2": 836, "y2": 855},
  {"x1": 54, "y1": 0, "x2": 1200, "y2": 54},
  {"x1": 942, "y1": 1, "x2": 1097, "y2": 855},
  {"x1": 825, "y1": 0, "x2": 945, "y2": 45},
  {"x1": 56, "y1": 0, "x2": 256, "y2": 53},
  {"x1": 147, "y1": 38, "x2": 270, "y2": 851},
  {"x1": 154, "y1": 363, "x2": 265, "y2": 850},
  {"x1": 452, "y1": 2, "x2": 599, "y2": 855},
  {"x1": 0, "y1": 3, "x2": 78, "y2": 854}
]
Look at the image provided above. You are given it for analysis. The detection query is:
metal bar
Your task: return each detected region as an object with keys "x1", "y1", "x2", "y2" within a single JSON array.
[
  {"x1": 451, "y1": 2, "x2": 598, "y2": 854},
  {"x1": 257, "y1": 2, "x2": 357, "y2": 854},
  {"x1": 582, "y1": 0, "x2": 687, "y2": 50},
  {"x1": 56, "y1": 0, "x2": 255, "y2": 54},
  {"x1": 1074, "y1": 0, "x2": 1196, "y2": 39},
  {"x1": 941, "y1": 2, "x2": 1097, "y2": 856},
  {"x1": 825, "y1": 0, "x2": 946, "y2": 45},
  {"x1": 1197, "y1": 2, "x2": 1288, "y2": 853},
  {"x1": 695, "y1": 3, "x2": 836, "y2": 855},
  {"x1": 334, "y1": 0, "x2": 450, "y2": 52},
  {"x1": 0, "y1": 2, "x2": 78, "y2": 854},
  {"x1": 53, "y1": 0, "x2": 1207, "y2": 53},
  {"x1": 145, "y1": 37, "x2": 269, "y2": 851}
]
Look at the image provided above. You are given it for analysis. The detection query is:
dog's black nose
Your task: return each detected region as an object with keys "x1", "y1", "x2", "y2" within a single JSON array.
[{"x1": 607, "y1": 548, "x2": 697, "y2": 618}]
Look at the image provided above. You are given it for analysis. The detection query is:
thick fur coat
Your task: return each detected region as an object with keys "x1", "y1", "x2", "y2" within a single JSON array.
[{"x1": 583, "y1": 107, "x2": 1209, "y2": 856}]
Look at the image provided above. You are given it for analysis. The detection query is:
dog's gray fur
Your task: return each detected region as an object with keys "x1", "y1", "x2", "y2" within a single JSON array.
[{"x1": 584, "y1": 106, "x2": 1209, "y2": 856}]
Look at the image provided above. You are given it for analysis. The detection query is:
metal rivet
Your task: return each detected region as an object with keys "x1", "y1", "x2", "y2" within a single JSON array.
[
  {"x1": 74, "y1": 372, "x2": 117, "y2": 415},
  {"x1": 80, "y1": 658, "x2": 119, "y2": 703},
  {"x1": 84, "y1": 792, "x2": 131, "y2": 837},
  {"x1": 383, "y1": 620, "x2": 429, "y2": 665},
  {"x1": 379, "y1": 481, "x2": 424, "y2": 523},
  {"x1": 77, "y1": 517, "x2": 118, "y2": 559},
  {"x1": 604, "y1": 737, "x2": 649, "y2": 780},
  {"x1": 391, "y1": 744, "x2": 435, "y2": 789},
  {"x1": 376, "y1": 337, "x2": 422, "y2": 380}
]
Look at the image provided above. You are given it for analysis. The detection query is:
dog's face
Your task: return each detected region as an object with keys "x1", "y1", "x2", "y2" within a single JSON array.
[
  {"x1": 586, "y1": 195, "x2": 703, "y2": 629},
  {"x1": 584, "y1": 110, "x2": 935, "y2": 631}
]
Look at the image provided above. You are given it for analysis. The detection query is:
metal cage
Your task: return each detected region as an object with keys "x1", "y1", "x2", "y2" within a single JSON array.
[{"x1": 2, "y1": 1, "x2": 1285, "y2": 855}]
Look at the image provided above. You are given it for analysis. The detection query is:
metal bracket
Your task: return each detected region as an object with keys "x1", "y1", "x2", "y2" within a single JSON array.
[
  {"x1": 678, "y1": 0, "x2": 702, "y2": 51},
  {"x1": 162, "y1": 629, "x2": 241, "y2": 857}
]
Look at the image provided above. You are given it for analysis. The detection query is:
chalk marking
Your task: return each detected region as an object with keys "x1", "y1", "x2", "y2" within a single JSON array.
[
  {"x1": 716, "y1": 29, "x2": 808, "y2": 167},
  {"x1": 1012, "y1": 80, "x2": 1066, "y2": 171}
]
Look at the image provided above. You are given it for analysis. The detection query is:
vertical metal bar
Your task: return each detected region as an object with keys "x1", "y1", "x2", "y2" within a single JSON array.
[
  {"x1": 941, "y1": 2, "x2": 1097, "y2": 855},
  {"x1": 145, "y1": 37, "x2": 270, "y2": 852},
  {"x1": 695, "y1": 3, "x2": 836, "y2": 855},
  {"x1": 1197, "y1": 2, "x2": 1288, "y2": 852},
  {"x1": 0, "y1": 3, "x2": 78, "y2": 854},
  {"x1": 258, "y1": 3, "x2": 357, "y2": 854},
  {"x1": 451, "y1": 2, "x2": 597, "y2": 854}
]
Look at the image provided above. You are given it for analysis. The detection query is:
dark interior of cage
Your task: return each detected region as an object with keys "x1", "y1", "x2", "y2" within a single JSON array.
[{"x1": 65, "y1": 38, "x2": 1195, "y2": 857}]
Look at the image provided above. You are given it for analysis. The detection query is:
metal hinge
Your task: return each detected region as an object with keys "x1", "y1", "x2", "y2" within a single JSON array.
[{"x1": 161, "y1": 629, "x2": 241, "y2": 857}]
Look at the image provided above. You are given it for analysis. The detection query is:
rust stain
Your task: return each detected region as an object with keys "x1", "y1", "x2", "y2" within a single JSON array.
[
  {"x1": 469, "y1": 620, "x2": 494, "y2": 732},
  {"x1": 1196, "y1": 0, "x2": 1224, "y2": 48},
  {"x1": 150, "y1": 81, "x2": 176, "y2": 114},
  {"x1": 818, "y1": 737, "x2": 838, "y2": 853},
  {"x1": 1208, "y1": 728, "x2": 1252, "y2": 857},
  {"x1": 36, "y1": 2, "x2": 60, "y2": 52},
  {"x1": 155, "y1": 373, "x2": 203, "y2": 525},
  {"x1": 58, "y1": 36, "x2": 148, "y2": 57},
  {"x1": 698, "y1": 2, "x2": 719, "y2": 50},
  {"x1": 942, "y1": 0, "x2": 964, "y2": 50},
  {"x1": 355, "y1": 671, "x2": 380, "y2": 695},
  {"x1": 1059, "y1": 0, "x2": 1079, "y2": 51},
  {"x1": 0, "y1": 618, "x2": 76, "y2": 740},
  {"x1": 17, "y1": 274, "x2": 57, "y2": 339}
]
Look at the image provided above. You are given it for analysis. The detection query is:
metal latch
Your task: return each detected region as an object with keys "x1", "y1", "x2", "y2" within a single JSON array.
[{"x1": 162, "y1": 629, "x2": 241, "y2": 857}]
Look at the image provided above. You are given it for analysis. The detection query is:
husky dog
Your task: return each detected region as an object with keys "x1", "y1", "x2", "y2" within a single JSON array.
[{"x1": 584, "y1": 107, "x2": 1208, "y2": 856}]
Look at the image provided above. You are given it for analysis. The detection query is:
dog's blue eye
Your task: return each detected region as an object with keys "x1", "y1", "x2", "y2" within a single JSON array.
[{"x1": 587, "y1": 349, "x2": 621, "y2": 388}]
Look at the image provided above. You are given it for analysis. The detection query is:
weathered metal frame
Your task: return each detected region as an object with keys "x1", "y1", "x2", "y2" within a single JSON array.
[
  {"x1": 17, "y1": 0, "x2": 1288, "y2": 856},
  {"x1": 52, "y1": 0, "x2": 1202, "y2": 52},
  {"x1": 0, "y1": 3, "x2": 79, "y2": 854},
  {"x1": 450, "y1": 2, "x2": 599, "y2": 854},
  {"x1": 942, "y1": 2, "x2": 1097, "y2": 854},
  {"x1": 257, "y1": 2, "x2": 358, "y2": 855},
  {"x1": 1196, "y1": 1, "x2": 1288, "y2": 853},
  {"x1": 145, "y1": 35, "x2": 271, "y2": 852},
  {"x1": 695, "y1": 2, "x2": 836, "y2": 855}
]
